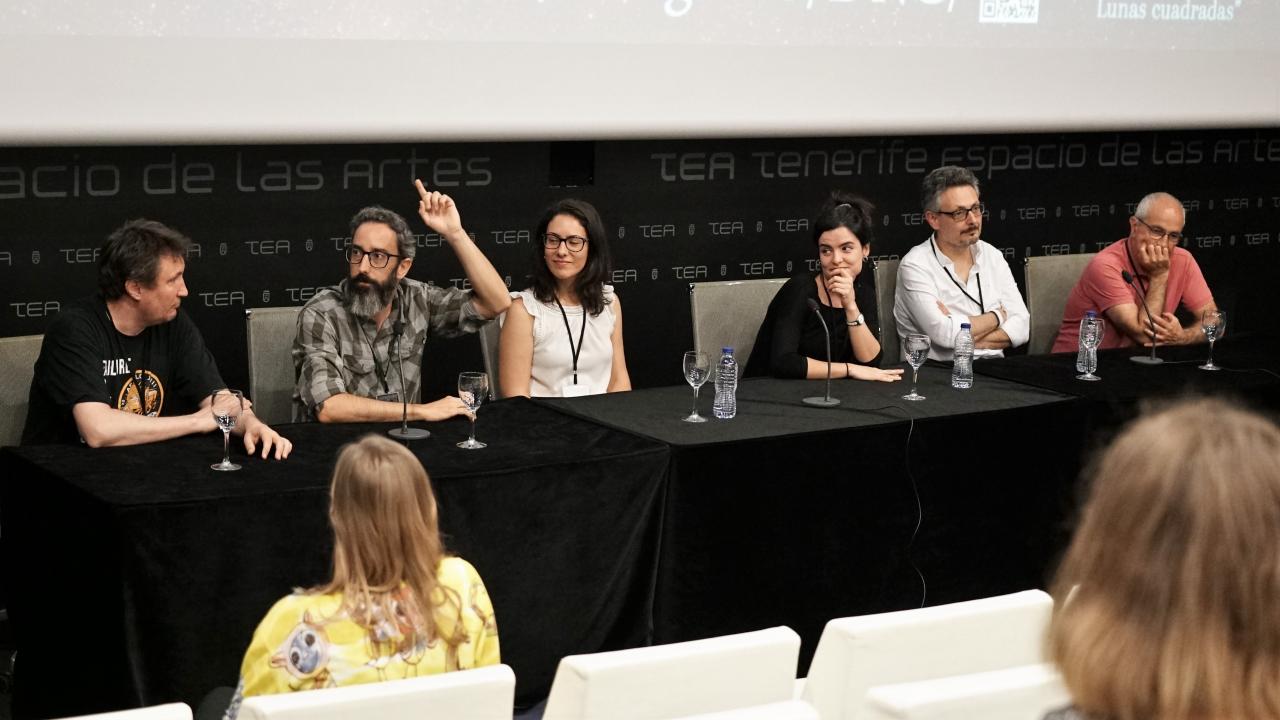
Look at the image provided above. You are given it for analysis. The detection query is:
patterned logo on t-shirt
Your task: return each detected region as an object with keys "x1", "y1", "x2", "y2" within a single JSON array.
[{"x1": 117, "y1": 369, "x2": 164, "y2": 416}]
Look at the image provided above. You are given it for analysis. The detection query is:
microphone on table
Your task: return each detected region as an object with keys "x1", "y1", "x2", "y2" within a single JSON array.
[
  {"x1": 802, "y1": 298, "x2": 840, "y2": 408},
  {"x1": 388, "y1": 296, "x2": 431, "y2": 440},
  {"x1": 1121, "y1": 269, "x2": 1163, "y2": 366}
]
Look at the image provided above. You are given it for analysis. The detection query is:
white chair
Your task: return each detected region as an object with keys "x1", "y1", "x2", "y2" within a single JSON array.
[
  {"x1": 57, "y1": 703, "x2": 192, "y2": 720},
  {"x1": 872, "y1": 259, "x2": 900, "y2": 366},
  {"x1": 543, "y1": 626, "x2": 801, "y2": 720},
  {"x1": 864, "y1": 663, "x2": 1070, "y2": 720},
  {"x1": 673, "y1": 700, "x2": 820, "y2": 720},
  {"x1": 237, "y1": 664, "x2": 516, "y2": 720},
  {"x1": 244, "y1": 307, "x2": 302, "y2": 425},
  {"x1": 799, "y1": 590, "x2": 1054, "y2": 720},
  {"x1": 1024, "y1": 254, "x2": 1096, "y2": 355},
  {"x1": 0, "y1": 334, "x2": 42, "y2": 447},
  {"x1": 479, "y1": 317, "x2": 502, "y2": 400},
  {"x1": 688, "y1": 279, "x2": 788, "y2": 362}
]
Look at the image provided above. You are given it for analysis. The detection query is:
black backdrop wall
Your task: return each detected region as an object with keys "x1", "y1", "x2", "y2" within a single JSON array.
[{"x1": 3, "y1": 127, "x2": 1278, "y2": 401}]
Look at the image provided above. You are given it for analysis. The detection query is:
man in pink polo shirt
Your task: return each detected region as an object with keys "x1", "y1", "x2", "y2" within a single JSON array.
[{"x1": 1053, "y1": 192, "x2": 1216, "y2": 353}]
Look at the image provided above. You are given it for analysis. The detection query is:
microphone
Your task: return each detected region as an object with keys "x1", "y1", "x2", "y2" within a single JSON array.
[
  {"x1": 1121, "y1": 269, "x2": 1163, "y2": 366},
  {"x1": 388, "y1": 296, "x2": 431, "y2": 440},
  {"x1": 802, "y1": 298, "x2": 840, "y2": 408}
]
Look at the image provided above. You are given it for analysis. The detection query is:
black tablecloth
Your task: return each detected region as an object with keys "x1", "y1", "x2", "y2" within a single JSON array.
[
  {"x1": 541, "y1": 368, "x2": 1090, "y2": 674},
  {"x1": 975, "y1": 334, "x2": 1280, "y2": 437},
  {"x1": 1, "y1": 397, "x2": 670, "y2": 718}
]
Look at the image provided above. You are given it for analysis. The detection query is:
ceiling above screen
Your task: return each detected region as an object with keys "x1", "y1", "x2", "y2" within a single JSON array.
[{"x1": 2, "y1": 0, "x2": 1276, "y2": 144}]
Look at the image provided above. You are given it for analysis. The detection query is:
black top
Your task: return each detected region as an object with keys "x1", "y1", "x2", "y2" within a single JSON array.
[
  {"x1": 21, "y1": 296, "x2": 224, "y2": 445},
  {"x1": 745, "y1": 271, "x2": 882, "y2": 378}
]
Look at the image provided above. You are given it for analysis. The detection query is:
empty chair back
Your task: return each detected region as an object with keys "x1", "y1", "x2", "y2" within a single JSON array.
[
  {"x1": 0, "y1": 334, "x2": 42, "y2": 447},
  {"x1": 244, "y1": 307, "x2": 302, "y2": 425},
  {"x1": 60, "y1": 702, "x2": 193, "y2": 720},
  {"x1": 872, "y1": 260, "x2": 900, "y2": 365},
  {"x1": 237, "y1": 664, "x2": 516, "y2": 720},
  {"x1": 543, "y1": 626, "x2": 801, "y2": 720},
  {"x1": 863, "y1": 663, "x2": 1070, "y2": 720},
  {"x1": 672, "y1": 700, "x2": 820, "y2": 720},
  {"x1": 1024, "y1": 253, "x2": 1096, "y2": 355},
  {"x1": 689, "y1": 279, "x2": 788, "y2": 362},
  {"x1": 801, "y1": 590, "x2": 1053, "y2": 720},
  {"x1": 479, "y1": 316, "x2": 501, "y2": 400}
]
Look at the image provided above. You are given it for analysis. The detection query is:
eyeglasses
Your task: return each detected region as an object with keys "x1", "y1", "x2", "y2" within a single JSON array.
[
  {"x1": 929, "y1": 202, "x2": 985, "y2": 222},
  {"x1": 1135, "y1": 216, "x2": 1185, "y2": 243},
  {"x1": 345, "y1": 246, "x2": 403, "y2": 269},
  {"x1": 543, "y1": 233, "x2": 588, "y2": 253}
]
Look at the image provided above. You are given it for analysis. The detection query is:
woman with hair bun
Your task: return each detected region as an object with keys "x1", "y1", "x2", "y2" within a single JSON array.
[{"x1": 746, "y1": 192, "x2": 902, "y2": 382}]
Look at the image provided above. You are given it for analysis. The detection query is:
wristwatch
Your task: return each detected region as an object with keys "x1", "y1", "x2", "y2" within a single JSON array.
[{"x1": 846, "y1": 313, "x2": 864, "y2": 327}]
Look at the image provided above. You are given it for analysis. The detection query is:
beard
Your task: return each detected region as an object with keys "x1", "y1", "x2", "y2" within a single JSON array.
[{"x1": 345, "y1": 273, "x2": 398, "y2": 319}]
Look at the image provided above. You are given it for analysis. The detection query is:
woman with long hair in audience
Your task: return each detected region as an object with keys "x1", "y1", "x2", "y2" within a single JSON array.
[
  {"x1": 1044, "y1": 398, "x2": 1280, "y2": 720},
  {"x1": 499, "y1": 198, "x2": 631, "y2": 397},
  {"x1": 745, "y1": 191, "x2": 902, "y2": 382},
  {"x1": 222, "y1": 435, "x2": 499, "y2": 718}
]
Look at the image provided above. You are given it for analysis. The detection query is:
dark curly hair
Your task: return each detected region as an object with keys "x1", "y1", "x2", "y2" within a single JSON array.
[
  {"x1": 98, "y1": 219, "x2": 191, "y2": 300},
  {"x1": 527, "y1": 199, "x2": 613, "y2": 316},
  {"x1": 812, "y1": 191, "x2": 876, "y2": 249}
]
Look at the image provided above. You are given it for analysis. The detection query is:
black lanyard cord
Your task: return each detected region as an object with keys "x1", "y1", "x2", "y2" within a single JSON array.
[
  {"x1": 931, "y1": 239, "x2": 985, "y2": 313},
  {"x1": 554, "y1": 297, "x2": 588, "y2": 384}
]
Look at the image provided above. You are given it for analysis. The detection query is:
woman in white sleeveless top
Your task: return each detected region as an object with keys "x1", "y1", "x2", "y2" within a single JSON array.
[{"x1": 499, "y1": 199, "x2": 631, "y2": 398}]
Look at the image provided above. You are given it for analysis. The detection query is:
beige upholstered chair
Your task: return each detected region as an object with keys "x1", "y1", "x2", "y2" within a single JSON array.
[
  {"x1": 799, "y1": 590, "x2": 1054, "y2": 720},
  {"x1": 872, "y1": 259, "x2": 900, "y2": 366},
  {"x1": 543, "y1": 626, "x2": 801, "y2": 720},
  {"x1": 238, "y1": 665, "x2": 515, "y2": 720},
  {"x1": 0, "y1": 334, "x2": 43, "y2": 447},
  {"x1": 688, "y1": 279, "x2": 788, "y2": 363},
  {"x1": 244, "y1": 307, "x2": 303, "y2": 426},
  {"x1": 1024, "y1": 253, "x2": 1097, "y2": 355}
]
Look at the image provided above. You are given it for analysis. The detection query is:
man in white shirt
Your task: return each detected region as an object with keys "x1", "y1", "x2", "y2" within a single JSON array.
[{"x1": 893, "y1": 166, "x2": 1029, "y2": 360}]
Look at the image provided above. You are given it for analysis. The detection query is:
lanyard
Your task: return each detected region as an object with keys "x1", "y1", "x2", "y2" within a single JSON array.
[
  {"x1": 356, "y1": 322, "x2": 390, "y2": 394},
  {"x1": 554, "y1": 297, "x2": 588, "y2": 384},
  {"x1": 931, "y1": 238, "x2": 985, "y2": 313}
]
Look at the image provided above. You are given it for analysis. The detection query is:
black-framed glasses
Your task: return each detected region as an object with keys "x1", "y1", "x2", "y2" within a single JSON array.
[
  {"x1": 1135, "y1": 216, "x2": 1185, "y2": 243},
  {"x1": 930, "y1": 202, "x2": 985, "y2": 222},
  {"x1": 543, "y1": 233, "x2": 588, "y2": 253},
  {"x1": 344, "y1": 246, "x2": 403, "y2": 268}
]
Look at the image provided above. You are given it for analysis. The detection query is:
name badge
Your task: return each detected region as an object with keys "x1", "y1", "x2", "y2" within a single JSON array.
[
  {"x1": 559, "y1": 380, "x2": 590, "y2": 398},
  {"x1": 376, "y1": 391, "x2": 401, "y2": 403}
]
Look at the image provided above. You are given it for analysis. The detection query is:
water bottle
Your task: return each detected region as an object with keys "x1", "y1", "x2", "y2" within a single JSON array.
[
  {"x1": 951, "y1": 323, "x2": 974, "y2": 389},
  {"x1": 712, "y1": 346, "x2": 738, "y2": 419},
  {"x1": 1076, "y1": 310, "x2": 1097, "y2": 373}
]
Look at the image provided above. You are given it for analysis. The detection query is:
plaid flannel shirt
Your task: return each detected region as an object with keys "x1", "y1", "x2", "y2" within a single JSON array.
[{"x1": 292, "y1": 277, "x2": 486, "y2": 422}]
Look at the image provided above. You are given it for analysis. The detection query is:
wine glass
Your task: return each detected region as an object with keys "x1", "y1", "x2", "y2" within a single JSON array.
[
  {"x1": 1199, "y1": 309, "x2": 1226, "y2": 371},
  {"x1": 457, "y1": 372, "x2": 488, "y2": 449},
  {"x1": 210, "y1": 389, "x2": 244, "y2": 471},
  {"x1": 902, "y1": 334, "x2": 929, "y2": 401},
  {"x1": 1076, "y1": 316, "x2": 1105, "y2": 382},
  {"x1": 682, "y1": 351, "x2": 711, "y2": 422}
]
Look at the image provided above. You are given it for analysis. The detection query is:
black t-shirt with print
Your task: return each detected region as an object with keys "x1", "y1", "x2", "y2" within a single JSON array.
[{"x1": 21, "y1": 296, "x2": 225, "y2": 445}]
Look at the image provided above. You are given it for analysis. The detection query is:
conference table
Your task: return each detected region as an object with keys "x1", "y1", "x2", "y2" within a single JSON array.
[{"x1": 4, "y1": 335, "x2": 1277, "y2": 718}]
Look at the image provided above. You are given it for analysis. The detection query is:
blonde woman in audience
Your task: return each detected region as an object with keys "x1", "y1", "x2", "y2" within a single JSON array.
[
  {"x1": 222, "y1": 435, "x2": 499, "y2": 718},
  {"x1": 1045, "y1": 398, "x2": 1280, "y2": 720}
]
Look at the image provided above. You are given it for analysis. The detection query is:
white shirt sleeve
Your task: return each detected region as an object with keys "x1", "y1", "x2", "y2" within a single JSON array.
[
  {"x1": 983, "y1": 246, "x2": 1030, "y2": 348},
  {"x1": 895, "y1": 252, "x2": 966, "y2": 353}
]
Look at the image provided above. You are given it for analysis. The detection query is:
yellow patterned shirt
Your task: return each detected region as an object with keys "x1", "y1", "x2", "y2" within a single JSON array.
[{"x1": 226, "y1": 557, "x2": 499, "y2": 717}]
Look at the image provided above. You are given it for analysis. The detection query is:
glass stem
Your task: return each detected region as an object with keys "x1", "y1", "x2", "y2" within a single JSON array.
[
  {"x1": 691, "y1": 385, "x2": 700, "y2": 416},
  {"x1": 911, "y1": 367, "x2": 920, "y2": 395},
  {"x1": 222, "y1": 429, "x2": 231, "y2": 465},
  {"x1": 1208, "y1": 339, "x2": 1215, "y2": 366},
  {"x1": 469, "y1": 417, "x2": 477, "y2": 444}
]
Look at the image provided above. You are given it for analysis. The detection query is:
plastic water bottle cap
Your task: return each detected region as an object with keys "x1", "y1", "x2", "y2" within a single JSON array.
[
  {"x1": 722, "y1": 347, "x2": 734, "y2": 354},
  {"x1": 960, "y1": 323, "x2": 971, "y2": 329},
  {"x1": 1085, "y1": 310, "x2": 1097, "y2": 318}
]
